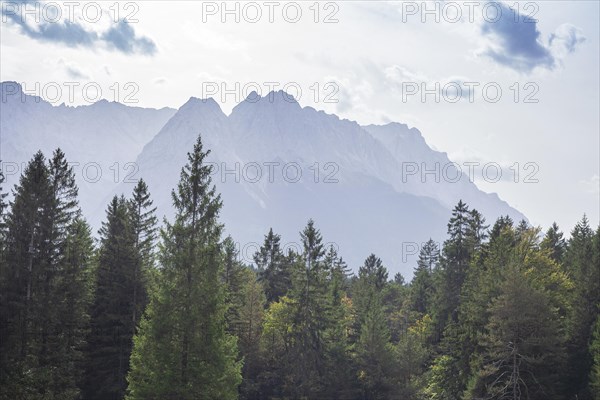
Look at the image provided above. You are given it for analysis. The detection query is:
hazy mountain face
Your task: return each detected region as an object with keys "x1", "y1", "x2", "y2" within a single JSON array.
[
  {"x1": 1, "y1": 84, "x2": 525, "y2": 277},
  {"x1": 1, "y1": 81, "x2": 176, "y2": 220}
]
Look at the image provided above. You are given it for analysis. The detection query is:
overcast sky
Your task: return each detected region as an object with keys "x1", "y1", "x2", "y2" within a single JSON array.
[{"x1": 1, "y1": 0, "x2": 598, "y2": 233}]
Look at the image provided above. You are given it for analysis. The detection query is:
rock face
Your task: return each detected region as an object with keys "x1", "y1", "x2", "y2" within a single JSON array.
[{"x1": 1, "y1": 84, "x2": 525, "y2": 276}]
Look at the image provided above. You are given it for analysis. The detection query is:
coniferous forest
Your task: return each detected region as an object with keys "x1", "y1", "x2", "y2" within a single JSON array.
[{"x1": 1, "y1": 136, "x2": 599, "y2": 400}]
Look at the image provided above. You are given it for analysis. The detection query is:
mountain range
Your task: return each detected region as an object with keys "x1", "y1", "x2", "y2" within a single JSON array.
[{"x1": 0, "y1": 81, "x2": 526, "y2": 277}]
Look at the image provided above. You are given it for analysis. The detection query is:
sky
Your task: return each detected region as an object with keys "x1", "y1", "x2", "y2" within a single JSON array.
[{"x1": 1, "y1": 0, "x2": 599, "y2": 233}]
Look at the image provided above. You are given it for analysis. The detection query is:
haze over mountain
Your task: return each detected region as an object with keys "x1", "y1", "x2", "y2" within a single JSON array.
[
  {"x1": 1, "y1": 82, "x2": 526, "y2": 277},
  {"x1": 0, "y1": 81, "x2": 176, "y2": 218}
]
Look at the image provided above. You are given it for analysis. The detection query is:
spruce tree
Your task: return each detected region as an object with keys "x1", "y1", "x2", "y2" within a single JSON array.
[
  {"x1": 427, "y1": 202, "x2": 488, "y2": 398},
  {"x1": 254, "y1": 228, "x2": 290, "y2": 304},
  {"x1": 0, "y1": 152, "x2": 53, "y2": 398},
  {"x1": 433, "y1": 200, "x2": 475, "y2": 328},
  {"x1": 353, "y1": 254, "x2": 395, "y2": 399},
  {"x1": 84, "y1": 196, "x2": 138, "y2": 400},
  {"x1": 470, "y1": 264, "x2": 564, "y2": 400},
  {"x1": 236, "y1": 267, "x2": 266, "y2": 399},
  {"x1": 57, "y1": 217, "x2": 94, "y2": 397},
  {"x1": 358, "y1": 253, "x2": 388, "y2": 290},
  {"x1": 590, "y1": 316, "x2": 600, "y2": 400},
  {"x1": 410, "y1": 239, "x2": 439, "y2": 314},
  {"x1": 541, "y1": 222, "x2": 567, "y2": 263},
  {"x1": 283, "y1": 219, "x2": 329, "y2": 398},
  {"x1": 126, "y1": 135, "x2": 241, "y2": 400},
  {"x1": 565, "y1": 216, "x2": 599, "y2": 398},
  {"x1": 128, "y1": 179, "x2": 157, "y2": 330},
  {"x1": 322, "y1": 245, "x2": 356, "y2": 399},
  {"x1": 0, "y1": 166, "x2": 7, "y2": 249},
  {"x1": 1, "y1": 149, "x2": 91, "y2": 399},
  {"x1": 43, "y1": 149, "x2": 85, "y2": 396},
  {"x1": 488, "y1": 215, "x2": 513, "y2": 242},
  {"x1": 356, "y1": 304, "x2": 395, "y2": 399}
]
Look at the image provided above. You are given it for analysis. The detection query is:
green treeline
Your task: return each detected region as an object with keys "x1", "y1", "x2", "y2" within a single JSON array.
[{"x1": 0, "y1": 136, "x2": 599, "y2": 400}]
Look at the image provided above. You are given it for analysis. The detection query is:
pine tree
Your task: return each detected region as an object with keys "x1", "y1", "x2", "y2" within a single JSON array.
[
  {"x1": 356, "y1": 304, "x2": 395, "y2": 400},
  {"x1": 126, "y1": 135, "x2": 241, "y2": 400},
  {"x1": 470, "y1": 264, "x2": 564, "y2": 400},
  {"x1": 353, "y1": 254, "x2": 395, "y2": 399},
  {"x1": 359, "y1": 254, "x2": 388, "y2": 290},
  {"x1": 236, "y1": 267, "x2": 266, "y2": 400},
  {"x1": 514, "y1": 219, "x2": 530, "y2": 241},
  {"x1": 254, "y1": 228, "x2": 290, "y2": 304},
  {"x1": 395, "y1": 315, "x2": 430, "y2": 397},
  {"x1": 57, "y1": 217, "x2": 94, "y2": 397},
  {"x1": 466, "y1": 209, "x2": 489, "y2": 252},
  {"x1": 353, "y1": 254, "x2": 388, "y2": 336},
  {"x1": 221, "y1": 233, "x2": 264, "y2": 398},
  {"x1": 457, "y1": 219, "x2": 518, "y2": 393},
  {"x1": 0, "y1": 166, "x2": 7, "y2": 249},
  {"x1": 410, "y1": 239, "x2": 439, "y2": 314},
  {"x1": 283, "y1": 219, "x2": 330, "y2": 398},
  {"x1": 0, "y1": 152, "x2": 53, "y2": 398},
  {"x1": 541, "y1": 222, "x2": 567, "y2": 263},
  {"x1": 427, "y1": 202, "x2": 488, "y2": 398},
  {"x1": 128, "y1": 179, "x2": 157, "y2": 331},
  {"x1": 0, "y1": 167, "x2": 7, "y2": 316},
  {"x1": 488, "y1": 215, "x2": 513, "y2": 242},
  {"x1": 84, "y1": 196, "x2": 138, "y2": 400},
  {"x1": 43, "y1": 149, "x2": 87, "y2": 397},
  {"x1": 433, "y1": 200, "x2": 475, "y2": 328},
  {"x1": 0, "y1": 149, "x2": 91, "y2": 399},
  {"x1": 590, "y1": 316, "x2": 600, "y2": 400},
  {"x1": 322, "y1": 245, "x2": 356, "y2": 399},
  {"x1": 565, "y1": 215, "x2": 599, "y2": 398}
]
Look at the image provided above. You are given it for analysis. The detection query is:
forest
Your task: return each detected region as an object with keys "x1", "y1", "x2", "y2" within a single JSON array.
[{"x1": 0, "y1": 135, "x2": 599, "y2": 400}]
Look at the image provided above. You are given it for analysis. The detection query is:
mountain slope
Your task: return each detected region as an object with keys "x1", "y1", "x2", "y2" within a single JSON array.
[
  {"x1": 0, "y1": 81, "x2": 176, "y2": 218},
  {"x1": 121, "y1": 91, "x2": 525, "y2": 276},
  {"x1": 1, "y1": 84, "x2": 525, "y2": 276}
]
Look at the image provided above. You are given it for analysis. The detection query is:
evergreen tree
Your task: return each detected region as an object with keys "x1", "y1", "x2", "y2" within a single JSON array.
[
  {"x1": 0, "y1": 166, "x2": 7, "y2": 249},
  {"x1": 358, "y1": 253, "x2": 388, "y2": 290},
  {"x1": 222, "y1": 235, "x2": 249, "y2": 334},
  {"x1": 128, "y1": 179, "x2": 158, "y2": 328},
  {"x1": 395, "y1": 315, "x2": 430, "y2": 397},
  {"x1": 254, "y1": 228, "x2": 290, "y2": 303},
  {"x1": 283, "y1": 219, "x2": 330, "y2": 398},
  {"x1": 433, "y1": 200, "x2": 476, "y2": 328},
  {"x1": 427, "y1": 204, "x2": 488, "y2": 399},
  {"x1": 0, "y1": 166, "x2": 7, "y2": 316},
  {"x1": 488, "y1": 215, "x2": 514, "y2": 242},
  {"x1": 410, "y1": 239, "x2": 439, "y2": 314},
  {"x1": 47, "y1": 149, "x2": 92, "y2": 398},
  {"x1": 466, "y1": 209, "x2": 489, "y2": 252},
  {"x1": 565, "y1": 216, "x2": 599, "y2": 398},
  {"x1": 356, "y1": 303, "x2": 395, "y2": 400},
  {"x1": 322, "y1": 245, "x2": 356, "y2": 399},
  {"x1": 541, "y1": 222, "x2": 567, "y2": 263},
  {"x1": 84, "y1": 196, "x2": 138, "y2": 400},
  {"x1": 236, "y1": 267, "x2": 266, "y2": 400},
  {"x1": 57, "y1": 217, "x2": 94, "y2": 398},
  {"x1": 514, "y1": 219, "x2": 530, "y2": 241},
  {"x1": 222, "y1": 234, "x2": 265, "y2": 398},
  {"x1": 126, "y1": 135, "x2": 241, "y2": 399},
  {"x1": 590, "y1": 316, "x2": 600, "y2": 400},
  {"x1": 1, "y1": 150, "x2": 91, "y2": 399},
  {"x1": 0, "y1": 152, "x2": 53, "y2": 398},
  {"x1": 469, "y1": 264, "x2": 564, "y2": 400},
  {"x1": 393, "y1": 272, "x2": 405, "y2": 285},
  {"x1": 354, "y1": 254, "x2": 395, "y2": 399}
]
